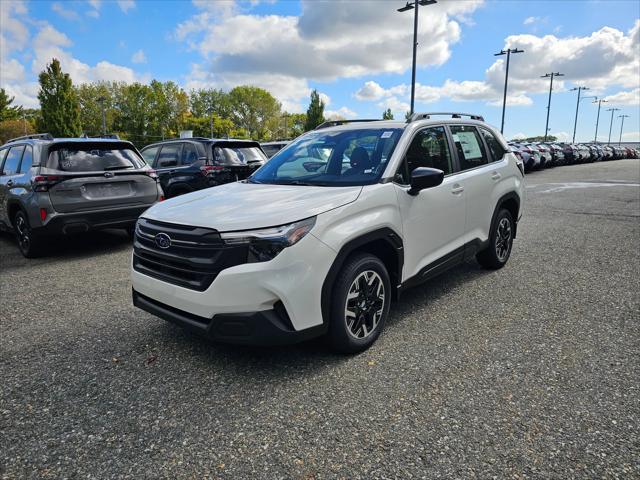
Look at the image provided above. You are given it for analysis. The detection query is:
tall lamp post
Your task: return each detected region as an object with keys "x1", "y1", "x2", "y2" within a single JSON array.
[
  {"x1": 618, "y1": 114, "x2": 630, "y2": 146},
  {"x1": 593, "y1": 98, "x2": 608, "y2": 143},
  {"x1": 494, "y1": 48, "x2": 524, "y2": 134},
  {"x1": 397, "y1": 0, "x2": 437, "y2": 116},
  {"x1": 541, "y1": 72, "x2": 564, "y2": 142},
  {"x1": 570, "y1": 86, "x2": 589, "y2": 144},
  {"x1": 606, "y1": 107, "x2": 620, "y2": 145},
  {"x1": 97, "y1": 96, "x2": 107, "y2": 136}
]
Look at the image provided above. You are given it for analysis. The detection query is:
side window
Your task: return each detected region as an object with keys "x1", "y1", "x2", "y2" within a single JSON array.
[
  {"x1": 450, "y1": 125, "x2": 488, "y2": 171},
  {"x1": 18, "y1": 146, "x2": 33, "y2": 173},
  {"x1": 395, "y1": 126, "x2": 453, "y2": 184},
  {"x1": 141, "y1": 146, "x2": 159, "y2": 166},
  {"x1": 156, "y1": 144, "x2": 181, "y2": 167},
  {"x1": 0, "y1": 148, "x2": 8, "y2": 172},
  {"x1": 180, "y1": 143, "x2": 199, "y2": 166},
  {"x1": 1, "y1": 146, "x2": 25, "y2": 176},
  {"x1": 480, "y1": 128, "x2": 506, "y2": 162}
]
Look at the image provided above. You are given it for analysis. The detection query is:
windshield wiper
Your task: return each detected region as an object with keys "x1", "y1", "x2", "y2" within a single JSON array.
[{"x1": 104, "y1": 165, "x2": 134, "y2": 170}]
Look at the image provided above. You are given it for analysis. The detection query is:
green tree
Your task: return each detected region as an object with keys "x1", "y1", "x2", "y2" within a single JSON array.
[
  {"x1": 181, "y1": 114, "x2": 241, "y2": 138},
  {"x1": 286, "y1": 113, "x2": 307, "y2": 138},
  {"x1": 304, "y1": 89, "x2": 325, "y2": 131},
  {"x1": 189, "y1": 88, "x2": 231, "y2": 119},
  {"x1": 228, "y1": 85, "x2": 281, "y2": 140},
  {"x1": 0, "y1": 119, "x2": 35, "y2": 144},
  {"x1": 37, "y1": 59, "x2": 81, "y2": 137},
  {"x1": 76, "y1": 82, "x2": 116, "y2": 135},
  {"x1": 382, "y1": 108, "x2": 394, "y2": 120},
  {"x1": 112, "y1": 82, "x2": 152, "y2": 145},
  {"x1": 0, "y1": 88, "x2": 23, "y2": 121}
]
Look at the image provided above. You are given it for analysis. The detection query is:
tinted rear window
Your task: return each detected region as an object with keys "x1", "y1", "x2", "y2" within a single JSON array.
[
  {"x1": 213, "y1": 144, "x2": 266, "y2": 166},
  {"x1": 47, "y1": 144, "x2": 142, "y2": 172}
]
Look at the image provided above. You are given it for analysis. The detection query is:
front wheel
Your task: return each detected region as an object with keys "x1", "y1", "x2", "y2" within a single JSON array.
[
  {"x1": 13, "y1": 210, "x2": 45, "y2": 258},
  {"x1": 476, "y1": 209, "x2": 515, "y2": 270},
  {"x1": 328, "y1": 253, "x2": 391, "y2": 353}
]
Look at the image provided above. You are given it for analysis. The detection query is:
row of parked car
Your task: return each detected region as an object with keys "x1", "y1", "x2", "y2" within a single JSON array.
[{"x1": 509, "y1": 141, "x2": 639, "y2": 172}]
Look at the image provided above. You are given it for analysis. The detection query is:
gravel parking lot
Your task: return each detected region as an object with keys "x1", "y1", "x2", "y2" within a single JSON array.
[{"x1": 1, "y1": 159, "x2": 639, "y2": 479}]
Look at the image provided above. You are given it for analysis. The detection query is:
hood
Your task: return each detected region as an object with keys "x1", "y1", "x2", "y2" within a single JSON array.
[{"x1": 142, "y1": 181, "x2": 362, "y2": 231}]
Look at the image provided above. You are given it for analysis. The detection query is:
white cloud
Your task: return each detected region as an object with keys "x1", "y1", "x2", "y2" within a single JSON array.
[
  {"x1": 377, "y1": 96, "x2": 410, "y2": 116},
  {"x1": 318, "y1": 92, "x2": 331, "y2": 106},
  {"x1": 52, "y1": 2, "x2": 81, "y2": 21},
  {"x1": 523, "y1": 16, "x2": 538, "y2": 25},
  {"x1": 86, "y1": 10, "x2": 99, "y2": 18},
  {"x1": 176, "y1": 0, "x2": 483, "y2": 112},
  {"x1": 551, "y1": 131, "x2": 571, "y2": 142},
  {"x1": 117, "y1": 0, "x2": 135, "y2": 13},
  {"x1": 622, "y1": 131, "x2": 640, "y2": 141},
  {"x1": 325, "y1": 106, "x2": 357, "y2": 120},
  {"x1": 604, "y1": 88, "x2": 640, "y2": 106},
  {"x1": 131, "y1": 49, "x2": 146, "y2": 64},
  {"x1": 511, "y1": 132, "x2": 527, "y2": 140},
  {"x1": 88, "y1": 0, "x2": 101, "y2": 9},
  {"x1": 0, "y1": 0, "x2": 30, "y2": 58}
]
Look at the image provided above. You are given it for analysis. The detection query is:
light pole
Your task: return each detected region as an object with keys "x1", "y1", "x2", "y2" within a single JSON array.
[
  {"x1": 606, "y1": 107, "x2": 620, "y2": 145},
  {"x1": 541, "y1": 72, "x2": 564, "y2": 142},
  {"x1": 494, "y1": 48, "x2": 524, "y2": 134},
  {"x1": 97, "y1": 96, "x2": 107, "y2": 136},
  {"x1": 570, "y1": 86, "x2": 589, "y2": 144},
  {"x1": 618, "y1": 114, "x2": 629, "y2": 145},
  {"x1": 397, "y1": 0, "x2": 437, "y2": 115},
  {"x1": 593, "y1": 98, "x2": 608, "y2": 143}
]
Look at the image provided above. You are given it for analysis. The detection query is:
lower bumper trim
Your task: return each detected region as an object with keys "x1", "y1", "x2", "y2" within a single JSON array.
[{"x1": 132, "y1": 289, "x2": 326, "y2": 346}]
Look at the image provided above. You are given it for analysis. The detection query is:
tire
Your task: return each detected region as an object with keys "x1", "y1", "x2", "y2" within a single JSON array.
[
  {"x1": 476, "y1": 208, "x2": 515, "y2": 270},
  {"x1": 13, "y1": 210, "x2": 45, "y2": 258},
  {"x1": 328, "y1": 253, "x2": 391, "y2": 353}
]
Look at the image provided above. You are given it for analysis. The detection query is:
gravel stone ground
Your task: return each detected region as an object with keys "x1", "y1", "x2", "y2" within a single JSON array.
[{"x1": 1, "y1": 159, "x2": 639, "y2": 479}]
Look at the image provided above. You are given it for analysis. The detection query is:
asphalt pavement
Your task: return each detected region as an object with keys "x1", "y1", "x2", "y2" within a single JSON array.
[{"x1": 1, "y1": 159, "x2": 639, "y2": 479}]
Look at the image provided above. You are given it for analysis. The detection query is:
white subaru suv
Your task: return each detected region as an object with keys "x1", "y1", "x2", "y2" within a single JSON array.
[{"x1": 131, "y1": 113, "x2": 524, "y2": 353}]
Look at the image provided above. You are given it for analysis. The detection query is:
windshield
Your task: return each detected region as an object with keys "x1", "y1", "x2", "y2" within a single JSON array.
[
  {"x1": 249, "y1": 127, "x2": 403, "y2": 186},
  {"x1": 213, "y1": 145, "x2": 267, "y2": 166},
  {"x1": 47, "y1": 144, "x2": 142, "y2": 172}
]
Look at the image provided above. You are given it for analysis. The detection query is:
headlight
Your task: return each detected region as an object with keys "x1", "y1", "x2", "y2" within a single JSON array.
[{"x1": 220, "y1": 217, "x2": 316, "y2": 262}]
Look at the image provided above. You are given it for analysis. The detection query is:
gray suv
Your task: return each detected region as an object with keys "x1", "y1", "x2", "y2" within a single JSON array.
[{"x1": 0, "y1": 134, "x2": 163, "y2": 257}]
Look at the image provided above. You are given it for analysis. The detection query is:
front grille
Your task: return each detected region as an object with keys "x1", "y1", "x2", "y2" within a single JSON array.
[{"x1": 133, "y1": 218, "x2": 248, "y2": 291}]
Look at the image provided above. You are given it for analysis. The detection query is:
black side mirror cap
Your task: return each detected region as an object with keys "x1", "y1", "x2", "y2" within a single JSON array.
[{"x1": 408, "y1": 167, "x2": 444, "y2": 196}]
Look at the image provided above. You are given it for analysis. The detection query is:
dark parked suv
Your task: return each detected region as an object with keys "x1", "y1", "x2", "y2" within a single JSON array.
[
  {"x1": 140, "y1": 138, "x2": 267, "y2": 198},
  {"x1": 0, "y1": 134, "x2": 163, "y2": 257}
]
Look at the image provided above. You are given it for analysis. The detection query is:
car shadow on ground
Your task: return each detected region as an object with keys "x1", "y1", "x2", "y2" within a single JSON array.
[
  {"x1": 144, "y1": 259, "x2": 490, "y2": 373},
  {"x1": 0, "y1": 229, "x2": 133, "y2": 268}
]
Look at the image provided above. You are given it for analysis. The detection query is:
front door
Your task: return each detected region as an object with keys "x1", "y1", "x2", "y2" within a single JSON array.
[{"x1": 392, "y1": 126, "x2": 466, "y2": 281}]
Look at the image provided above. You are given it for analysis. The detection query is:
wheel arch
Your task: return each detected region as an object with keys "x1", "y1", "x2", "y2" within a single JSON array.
[
  {"x1": 7, "y1": 200, "x2": 25, "y2": 228},
  {"x1": 321, "y1": 227, "x2": 404, "y2": 325},
  {"x1": 492, "y1": 192, "x2": 520, "y2": 238}
]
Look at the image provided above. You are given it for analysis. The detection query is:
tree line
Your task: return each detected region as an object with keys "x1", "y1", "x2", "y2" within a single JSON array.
[{"x1": 0, "y1": 59, "x2": 332, "y2": 147}]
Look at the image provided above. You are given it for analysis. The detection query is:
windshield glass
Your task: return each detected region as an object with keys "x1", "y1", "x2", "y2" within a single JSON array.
[
  {"x1": 213, "y1": 145, "x2": 267, "y2": 166},
  {"x1": 47, "y1": 144, "x2": 142, "y2": 172},
  {"x1": 250, "y1": 127, "x2": 403, "y2": 186}
]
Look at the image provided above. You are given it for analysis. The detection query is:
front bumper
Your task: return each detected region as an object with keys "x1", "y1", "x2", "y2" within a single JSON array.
[
  {"x1": 133, "y1": 290, "x2": 326, "y2": 345},
  {"x1": 131, "y1": 231, "x2": 337, "y2": 335},
  {"x1": 37, "y1": 204, "x2": 150, "y2": 235}
]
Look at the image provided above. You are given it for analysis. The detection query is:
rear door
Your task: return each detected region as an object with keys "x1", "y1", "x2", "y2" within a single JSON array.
[
  {"x1": 45, "y1": 142, "x2": 159, "y2": 213},
  {"x1": 0, "y1": 145, "x2": 24, "y2": 226},
  {"x1": 154, "y1": 143, "x2": 183, "y2": 190},
  {"x1": 449, "y1": 125, "x2": 510, "y2": 244},
  {"x1": 0, "y1": 146, "x2": 14, "y2": 227}
]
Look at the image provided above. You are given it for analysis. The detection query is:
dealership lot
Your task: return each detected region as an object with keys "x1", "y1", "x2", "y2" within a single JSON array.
[{"x1": 1, "y1": 160, "x2": 638, "y2": 478}]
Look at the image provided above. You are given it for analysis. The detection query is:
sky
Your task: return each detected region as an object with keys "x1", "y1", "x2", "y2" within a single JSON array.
[{"x1": 1, "y1": 0, "x2": 639, "y2": 142}]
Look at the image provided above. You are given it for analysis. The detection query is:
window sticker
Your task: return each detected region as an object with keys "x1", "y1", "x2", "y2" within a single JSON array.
[
  {"x1": 380, "y1": 131, "x2": 393, "y2": 139},
  {"x1": 455, "y1": 131, "x2": 482, "y2": 159},
  {"x1": 452, "y1": 134, "x2": 460, "y2": 142}
]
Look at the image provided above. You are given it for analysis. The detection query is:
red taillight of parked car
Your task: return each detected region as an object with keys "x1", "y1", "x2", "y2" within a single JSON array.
[
  {"x1": 32, "y1": 175, "x2": 63, "y2": 192},
  {"x1": 39, "y1": 208, "x2": 47, "y2": 222},
  {"x1": 200, "y1": 165, "x2": 224, "y2": 175}
]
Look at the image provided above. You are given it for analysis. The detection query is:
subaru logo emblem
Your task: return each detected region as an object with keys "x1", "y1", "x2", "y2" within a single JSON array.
[
  {"x1": 155, "y1": 233, "x2": 171, "y2": 249},
  {"x1": 104, "y1": 172, "x2": 114, "y2": 178}
]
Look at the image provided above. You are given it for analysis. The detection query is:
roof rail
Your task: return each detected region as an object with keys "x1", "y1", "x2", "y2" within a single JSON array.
[
  {"x1": 315, "y1": 119, "x2": 381, "y2": 130},
  {"x1": 407, "y1": 112, "x2": 485, "y2": 123},
  {"x1": 7, "y1": 133, "x2": 54, "y2": 143},
  {"x1": 80, "y1": 133, "x2": 121, "y2": 140}
]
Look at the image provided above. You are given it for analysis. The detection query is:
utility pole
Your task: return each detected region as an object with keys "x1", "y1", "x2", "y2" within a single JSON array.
[
  {"x1": 618, "y1": 114, "x2": 629, "y2": 145},
  {"x1": 541, "y1": 72, "x2": 564, "y2": 142},
  {"x1": 593, "y1": 98, "x2": 607, "y2": 143},
  {"x1": 210, "y1": 113, "x2": 214, "y2": 138},
  {"x1": 397, "y1": 0, "x2": 437, "y2": 115},
  {"x1": 606, "y1": 108, "x2": 620, "y2": 145},
  {"x1": 570, "y1": 86, "x2": 589, "y2": 144},
  {"x1": 97, "y1": 96, "x2": 107, "y2": 136},
  {"x1": 494, "y1": 48, "x2": 524, "y2": 134}
]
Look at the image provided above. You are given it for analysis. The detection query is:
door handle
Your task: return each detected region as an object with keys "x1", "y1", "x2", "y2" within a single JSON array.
[
  {"x1": 6, "y1": 180, "x2": 14, "y2": 187},
  {"x1": 491, "y1": 171, "x2": 502, "y2": 181},
  {"x1": 451, "y1": 184, "x2": 464, "y2": 195}
]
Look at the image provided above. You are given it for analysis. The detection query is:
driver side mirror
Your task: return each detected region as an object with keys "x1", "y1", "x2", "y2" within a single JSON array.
[{"x1": 408, "y1": 167, "x2": 444, "y2": 196}]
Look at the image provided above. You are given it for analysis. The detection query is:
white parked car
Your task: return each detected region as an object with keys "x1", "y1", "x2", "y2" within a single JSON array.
[{"x1": 131, "y1": 113, "x2": 525, "y2": 353}]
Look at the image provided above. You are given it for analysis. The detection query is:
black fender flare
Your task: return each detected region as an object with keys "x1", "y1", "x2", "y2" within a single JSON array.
[
  {"x1": 491, "y1": 191, "x2": 521, "y2": 238},
  {"x1": 320, "y1": 227, "x2": 404, "y2": 325}
]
